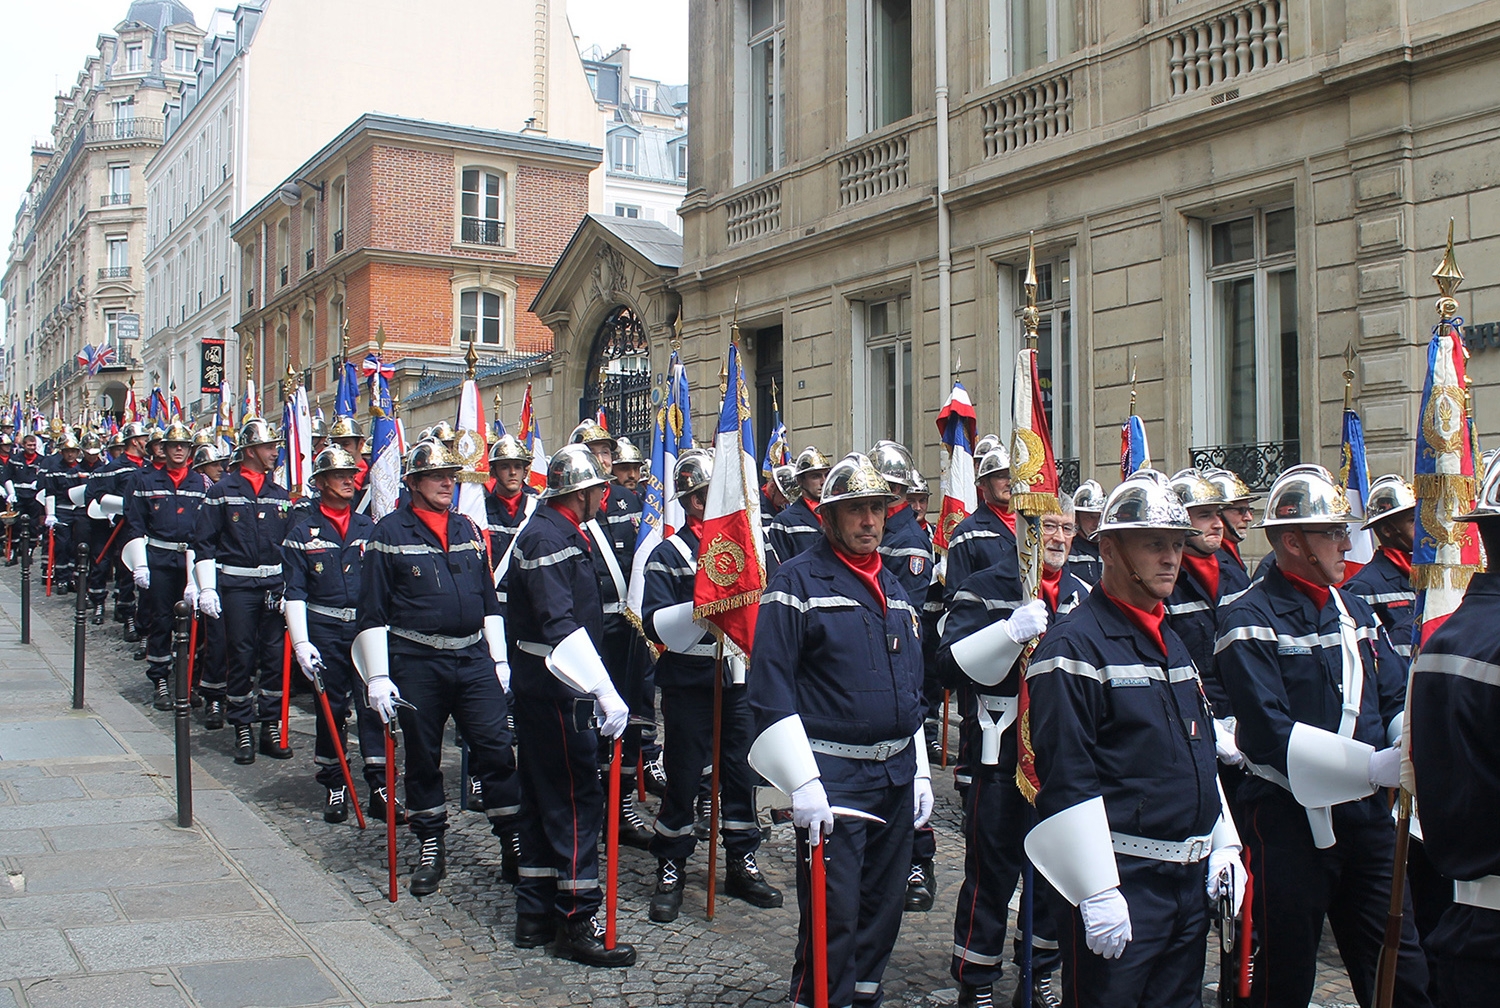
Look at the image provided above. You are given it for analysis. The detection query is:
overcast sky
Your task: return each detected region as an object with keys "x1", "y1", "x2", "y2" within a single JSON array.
[{"x1": 0, "y1": 0, "x2": 687, "y2": 338}]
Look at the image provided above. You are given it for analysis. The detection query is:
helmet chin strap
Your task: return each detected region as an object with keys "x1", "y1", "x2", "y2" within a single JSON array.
[{"x1": 1291, "y1": 527, "x2": 1334, "y2": 585}]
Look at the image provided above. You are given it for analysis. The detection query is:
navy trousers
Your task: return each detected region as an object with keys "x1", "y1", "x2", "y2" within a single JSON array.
[
  {"x1": 950, "y1": 762, "x2": 1060, "y2": 987},
  {"x1": 308, "y1": 617, "x2": 387, "y2": 792},
  {"x1": 86, "y1": 518, "x2": 119, "y2": 605},
  {"x1": 143, "y1": 556, "x2": 187, "y2": 682},
  {"x1": 792, "y1": 782, "x2": 913, "y2": 1008},
  {"x1": 222, "y1": 585, "x2": 285, "y2": 726},
  {"x1": 392, "y1": 646, "x2": 514, "y2": 839},
  {"x1": 195, "y1": 612, "x2": 227, "y2": 699},
  {"x1": 513, "y1": 692, "x2": 604, "y2": 923},
  {"x1": 1429, "y1": 903, "x2": 1500, "y2": 1008},
  {"x1": 647, "y1": 683, "x2": 760, "y2": 863},
  {"x1": 1241, "y1": 794, "x2": 1432, "y2": 1008},
  {"x1": 1050, "y1": 856, "x2": 1209, "y2": 1008}
]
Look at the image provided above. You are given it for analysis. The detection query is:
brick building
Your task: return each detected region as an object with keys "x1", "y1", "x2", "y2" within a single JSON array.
[{"x1": 231, "y1": 114, "x2": 599, "y2": 433}]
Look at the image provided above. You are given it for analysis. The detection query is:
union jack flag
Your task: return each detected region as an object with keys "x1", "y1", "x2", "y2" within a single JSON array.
[{"x1": 75, "y1": 343, "x2": 116, "y2": 376}]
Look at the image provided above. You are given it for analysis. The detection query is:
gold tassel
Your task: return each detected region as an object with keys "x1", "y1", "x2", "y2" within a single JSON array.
[
  {"x1": 693, "y1": 589, "x2": 764, "y2": 620},
  {"x1": 1012, "y1": 492, "x2": 1062, "y2": 516},
  {"x1": 1015, "y1": 709, "x2": 1039, "y2": 805},
  {"x1": 1410, "y1": 563, "x2": 1481, "y2": 591}
]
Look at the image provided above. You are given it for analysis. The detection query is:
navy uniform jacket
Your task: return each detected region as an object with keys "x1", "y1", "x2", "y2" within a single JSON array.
[
  {"x1": 505, "y1": 504, "x2": 605, "y2": 700},
  {"x1": 1164, "y1": 551, "x2": 1253, "y2": 716},
  {"x1": 944, "y1": 505, "x2": 1018, "y2": 603},
  {"x1": 878, "y1": 504, "x2": 934, "y2": 613},
  {"x1": 1409, "y1": 571, "x2": 1500, "y2": 883},
  {"x1": 6, "y1": 452, "x2": 44, "y2": 508},
  {"x1": 766, "y1": 497, "x2": 821, "y2": 565},
  {"x1": 1220, "y1": 542, "x2": 1248, "y2": 575},
  {"x1": 356, "y1": 504, "x2": 498, "y2": 661},
  {"x1": 1065, "y1": 535, "x2": 1102, "y2": 586},
  {"x1": 1026, "y1": 589, "x2": 1220, "y2": 843},
  {"x1": 1344, "y1": 549, "x2": 1416, "y2": 659},
  {"x1": 1216, "y1": 562, "x2": 1405, "y2": 819},
  {"x1": 124, "y1": 467, "x2": 212, "y2": 566},
  {"x1": 748, "y1": 538, "x2": 924, "y2": 791},
  {"x1": 192, "y1": 471, "x2": 292, "y2": 591},
  {"x1": 641, "y1": 526, "x2": 717, "y2": 689},
  {"x1": 485, "y1": 485, "x2": 539, "y2": 576},
  {"x1": 42, "y1": 455, "x2": 90, "y2": 524},
  {"x1": 282, "y1": 507, "x2": 375, "y2": 614},
  {"x1": 85, "y1": 452, "x2": 147, "y2": 510},
  {"x1": 600, "y1": 485, "x2": 642, "y2": 574}
]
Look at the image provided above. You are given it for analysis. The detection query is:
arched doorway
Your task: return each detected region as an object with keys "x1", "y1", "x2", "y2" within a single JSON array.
[
  {"x1": 99, "y1": 381, "x2": 129, "y2": 422},
  {"x1": 580, "y1": 305, "x2": 653, "y2": 449}
]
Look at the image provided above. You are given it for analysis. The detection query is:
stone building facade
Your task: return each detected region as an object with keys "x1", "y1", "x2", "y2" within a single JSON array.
[{"x1": 657, "y1": 0, "x2": 1500, "y2": 492}]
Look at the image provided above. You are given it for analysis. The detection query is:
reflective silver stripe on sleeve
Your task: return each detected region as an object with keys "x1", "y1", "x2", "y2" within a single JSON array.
[
  {"x1": 1214, "y1": 623, "x2": 1379, "y2": 654},
  {"x1": 1025, "y1": 654, "x2": 1199, "y2": 685},
  {"x1": 951, "y1": 590, "x2": 1021, "y2": 613},
  {"x1": 760, "y1": 590, "x2": 865, "y2": 613},
  {"x1": 514, "y1": 545, "x2": 585, "y2": 569},
  {"x1": 1412, "y1": 652, "x2": 1500, "y2": 687},
  {"x1": 1165, "y1": 600, "x2": 1211, "y2": 616}
]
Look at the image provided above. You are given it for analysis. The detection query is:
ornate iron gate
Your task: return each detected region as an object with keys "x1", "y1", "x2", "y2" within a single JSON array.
[{"x1": 580, "y1": 305, "x2": 654, "y2": 450}]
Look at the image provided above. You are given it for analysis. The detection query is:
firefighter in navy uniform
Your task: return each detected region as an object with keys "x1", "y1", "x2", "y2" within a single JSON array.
[
  {"x1": 1345, "y1": 475, "x2": 1418, "y2": 659},
  {"x1": 86, "y1": 422, "x2": 149, "y2": 631},
  {"x1": 640, "y1": 449, "x2": 782, "y2": 924},
  {"x1": 40, "y1": 429, "x2": 87, "y2": 593},
  {"x1": 945, "y1": 447, "x2": 1019, "y2": 601},
  {"x1": 193, "y1": 418, "x2": 293, "y2": 766},
  {"x1": 944, "y1": 496, "x2": 1089, "y2": 1008},
  {"x1": 121, "y1": 421, "x2": 210, "y2": 712},
  {"x1": 1021, "y1": 469, "x2": 1243, "y2": 1008},
  {"x1": 766, "y1": 447, "x2": 830, "y2": 563},
  {"x1": 611, "y1": 436, "x2": 644, "y2": 492},
  {"x1": 1216, "y1": 464, "x2": 1431, "y2": 1008},
  {"x1": 5, "y1": 432, "x2": 46, "y2": 566},
  {"x1": 283, "y1": 446, "x2": 395, "y2": 825},
  {"x1": 1065, "y1": 479, "x2": 1104, "y2": 586},
  {"x1": 354, "y1": 439, "x2": 515, "y2": 896},
  {"x1": 502, "y1": 443, "x2": 636, "y2": 966},
  {"x1": 185, "y1": 440, "x2": 230, "y2": 728},
  {"x1": 747, "y1": 452, "x2": 931, "y2": 1008},
  {"x1": 1409, "y1": 455, "x2": 1500, "y2": 1008},
  {"x1": 1203, "y1": 467, "x2": 1259, "y2": 578},
  {"x1": 327, "y1": 417, "x2": 370, "y2": 515}
]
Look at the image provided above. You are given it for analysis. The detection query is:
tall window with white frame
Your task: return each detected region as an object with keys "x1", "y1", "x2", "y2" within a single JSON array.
[
  {"x1": 108, "y1": 164, "x2": 130, "y2": 204},
  {"x1": 610, "y1": 134, "x2": 638, "y2": 173},
  {"x1": 866, "y1": 296, "x2": 913, "y2": 447},
  {"x1": 749, "y1": 0, "x2": 786, "y2": 178},
  {"x1": 1200, "y1": 207, "x2": 1298, "y2": 459},
  {"x1": 460, "y1": 168, "x2": 504, "y2": 245},
  {"x1": 854, "y1": 0, "x2": 913, "y2": 133},
  {"x1": 460, "y1": 290, "x2": 503, "y2": 347},
  {"x1": 991, "y1": 0, "x2": 1079, "y2": 79},
  {"x1": 106, "y1": 235, "x2": 129, "y2": 278},
  {"x1": 329, "y1": 177, "x2": 346, "y2": 255},
  {"x1": 301, "y1": 204, "x2": 315, "y2": 273}
]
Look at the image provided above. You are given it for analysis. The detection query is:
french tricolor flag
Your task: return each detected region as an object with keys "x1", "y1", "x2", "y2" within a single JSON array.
[
  {"x1": 935, "y1": 381, "x2": 977, "y2": 552},
  {"x1": 1339, "y1": 405, "x2": 1375, "y2": 582}
]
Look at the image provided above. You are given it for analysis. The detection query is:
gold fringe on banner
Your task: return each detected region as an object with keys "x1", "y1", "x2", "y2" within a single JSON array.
[
  {"x1": 694, "y1": 588, "x2": 764, "y2": 621},
  {"x1": 1412, "y1": 473, "x2": 1476, "y2": 499},
  {"x1": 1410, "y1": 564, "x2": 1481, "y2": 591},
  {"x1": 1012, "y1": 492, "x2": 1062, "y2": 516},
  {"x1": 1015, "y1": 710, "x2": 1039, "y2": 804}
]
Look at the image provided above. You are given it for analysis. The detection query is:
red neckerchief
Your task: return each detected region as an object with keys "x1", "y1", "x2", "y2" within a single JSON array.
[
  {"x1": 888, "y1": 501, "x2": 910, "y2": 518},
  {"x1": 1381, "y1": 546, "x2": 1413, "y2": 579},
  {"x1": 497, "y1": 491, "x2": 523, "y2": 519},
  {"x1": 241, "y1": 468, "x2": 267, "y2": 496},
  {"x1": 353, "y1": 458, "x2": 369, "y2": 490},
  {"x1": 685, "y1": 515, "x2": 705, "y2": 540},
  {"x1": 803, "y1": 497, "x2": 822, "y2": 525},
  {"x1": 22, "y1": 452, "x2": 37, "y2": 465},
  {"x1": 1039, "y1": 564, "x2": 1062, "y2": 612},
  {"x1": 547, "y1": 500, "x2": 590, "y2": 549},
  {"x1": 600, "y1": 486, "x2": 611, "y2": 510},
  {"x1": 1281, "y1": 568, "x2": 1331, "y2": 610},
  {"x1": 1180, "y1": 550, "x2": 1220, "y2": 599},
  {"x1": 319, "y1": 503, "x2": 351, "y2": 540},
  {"x1": 166, "y1": 465, "x2": 190, "y2": 489},
  {"x1": 1103, "y1": 589, "x2": 1167, "y2": 655},
  {"x1": 413, "y1": 506, "x2": 449, "y2": 550},
  {"x1": 153, "y1": 460, "x2": 165, "y2": 470},
  {"x1": 988, "y1": 501, "x2": 1017, "y2": 534},
  {"x1": 1222, "y1": 538, "x2": 1243, "y2": 567},
  {"x1": 485, "y1": 477, "x2": 497, "y2": 495},
  {"x1": 832, "y1": 543, "x2": 886, "y2": 613},
  {"x1": 124, "y1": 452, "x2": 145, "y2": 467}
]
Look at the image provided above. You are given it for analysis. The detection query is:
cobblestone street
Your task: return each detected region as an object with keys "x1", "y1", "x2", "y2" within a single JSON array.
[{"x1": 2, "y1": 582, "x2": 1363, "y2": 1007}]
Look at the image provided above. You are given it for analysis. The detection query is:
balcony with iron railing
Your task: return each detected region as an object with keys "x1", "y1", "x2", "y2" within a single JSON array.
[
  {"x1": 1188, "y1": 439, "x2": 1300, "y2": 492},
  {"x1": 99, "y1": 193, "x2": 132, "y2": 207},
  {"x1": 460, "y1": 217, "x2": 505, "y2": 245},
  {"x1": 98, "y1": 266, "x2": 131, "y2": 281},
  {"x1": 305, "y1": 249, "x2": 314, "y2": 270},
  {"x1": 85, "y1": 118, "x2": 165, "y2": 144},
  {"x1": 333, "y1": 230, "x2": 344, "y2": 254}
]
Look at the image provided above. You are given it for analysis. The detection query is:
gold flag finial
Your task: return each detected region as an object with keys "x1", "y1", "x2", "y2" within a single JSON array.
[
  {"x1": 1342, "y1": 341, "x2": 1357, "y2": 411},
  {"x1": 465, "y1": 338, "x2": 478, "y2": 380},
  {"x1": 1022, "y1": 233, "x2": 1040, "y2": 349},
  {"x1": 493, "y1": 389, "x2": 503, "y2": 422},
  {"x1": 376, "y1": 324, "x2": 387, "y2": 354},
  {"x1": 340, "y1": 317, "x2": 350, "y2": 361},
  {"x1": 1129, "y1": 354, "x2": 1139, "y2": 416},
  {"x1": 770, "y1": 376, "x2": 780, "y2": 414},
  {"x1": 1433, "y1": 218, "x2": 1464, "y2": 322},
  {"x1": 671, "y1": 310, "x2": 684, "y2": 353}
]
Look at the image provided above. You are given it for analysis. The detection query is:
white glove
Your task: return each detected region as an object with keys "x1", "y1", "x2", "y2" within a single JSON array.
[
  {"x1": 1079, "y1": 887, "x2": 1133, "y2": 959},
  {"x1": 43, "y1": 515, "x2": 57, "y2": 528},
  {"x1": 913, "y1": 776, "x2": 934, "y2": 828},
  {"x1": 132, "y1": 566, "x2": 151, "y2": 589},
  {"x1": 198, "y1": 588, "x2": 221, "y2": 619},
  {"x1": 1214, "y1": 718, "x2": 1245, "y2": 767},
  {"x1": 791, "y1": 778, "x2": 835, "y2": 845},
  {"x1": 293, "y1": 640, "x2": 322, "y2": 679},
  {"x1": 368, "y1": 675, "x2": 401, "y2": 723},
  {"x1": 595, "y1": 688, "x2": 630, "y2": 740},
  {"x1": 495, "y1": 658, "x2": 512, "y2": 692},
  {"x1": 1207, "y1": 846, "x2": 1246, "y2": 917},
  {"x1": 182, "y1": 581, "x2": 199, "y2": 610},
  {"x1": 1368, "y1": 747, "x2": 1402, "y2": 789},
  {"x1": 1005, "y1": 598, "x2": 1049, "y2": 643}
]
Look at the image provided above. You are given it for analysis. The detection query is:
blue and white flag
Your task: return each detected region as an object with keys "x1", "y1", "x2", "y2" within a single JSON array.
[
  {"x1": 335, "y1": 359, "x2": 359, "y2": 418},
  {"x1": 1120, "y1": 415, "x2": 1150, "y2": 481},
  {"x1": 1339, "y1": 405, "x2": 1375, "y2": 577},
  {"x1": 627, "y1": 351, "x2": 692, "y2": 612}
]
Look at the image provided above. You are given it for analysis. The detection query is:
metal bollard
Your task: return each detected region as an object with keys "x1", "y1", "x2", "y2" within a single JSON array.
[
  {"x1": 19, "y1": 521, "x2": 32, "y2": 644},
  {"x1": 172, "y1": 601, "x2": 193, "y2": 827},
  {"x1": 73, "y1": 540, "x2": 89, "y2": 709}
]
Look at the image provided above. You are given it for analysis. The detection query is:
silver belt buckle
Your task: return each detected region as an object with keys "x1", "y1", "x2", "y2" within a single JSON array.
[
  {"x1": 872, "y1": 740, "x2": 895, "y2": 760},
  {"x1": 1186, "y1": 838, "x2": 1208, "y2": 862}
]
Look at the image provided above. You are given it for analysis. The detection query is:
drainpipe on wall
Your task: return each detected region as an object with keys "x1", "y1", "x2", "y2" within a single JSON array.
[{"x1": 934, "y1": 0, "x2": 952, "y2": 397}]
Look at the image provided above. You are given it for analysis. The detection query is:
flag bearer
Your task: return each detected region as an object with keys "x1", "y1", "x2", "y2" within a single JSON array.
[
  {"x1": 41, "y1": 429, "x2": 88, "y2": 593},
  {"x1": 86, "y1": 422, "x2": 148, "y2": 633}
]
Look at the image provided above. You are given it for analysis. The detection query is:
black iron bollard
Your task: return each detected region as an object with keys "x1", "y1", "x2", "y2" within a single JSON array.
[
  {"x1": 172, "y1": 600, "x2": 193, "y2": 827},
  {"x1": 19, "y1": 521, "x2": 32, "y2": 644},
  {"x1": 73, "y1": 540, "x2": 89, "y2": 709}
]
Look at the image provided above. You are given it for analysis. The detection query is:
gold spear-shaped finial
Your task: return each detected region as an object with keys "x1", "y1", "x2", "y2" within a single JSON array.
[
  {"x1": 493, "y1": 389, "x2": 503, "y2": 427},
  {"x1": 465, "y1": 338, "x2": 478, "y2": 380},
  {"x1": 340, "y1": 316, "x2": 350, "y2": 362},
  {"x1": 1128, "y1": 354, "x2": 1139, "y2": 416},
  {"x1": 769, "y1": 376, "x2": 780, "y2": 415},
  {"x1": 376, "y1": 324, "x2": 387, "y2": 354},
  {"x1": 1342, "y1": 341, "x2": 1357, "y2": 411},
  {"x1": 671, "y1": 310, "x2": 684, "y2": 353},
  {"x1": 1022, "y1": 233, "x2": 1040, "y2": 350},
  {"x1": 1433, "y1": 217, "x2": 1464, "y2": 306},
  {"x1": 369, "y1": 326, "x2": 389, "y2": 419}
]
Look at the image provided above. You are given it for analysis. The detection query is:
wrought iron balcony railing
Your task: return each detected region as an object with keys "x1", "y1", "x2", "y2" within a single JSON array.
[
  {"x1": 1188, "y1": 439, "x2": 1300, "y2": 492},
  {"x1": 461, "y1": 217, "x2": 505, "y2": 245},
  {"x1": 98, "y1": 266, "x2": 132, "y2": 280}
]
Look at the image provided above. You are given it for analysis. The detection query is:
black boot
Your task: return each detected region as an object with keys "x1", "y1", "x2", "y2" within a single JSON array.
[
  {"x1": 724, "y1": 851, "x2": 782, "y2": 908},
  {"x1": 1012, "y1": 971, "x2": 1060, "y2": 1008},
  {"x1": 123, "y1": 615, "x2": 141, "y2": 642},
  {"x1": 259, "y1": 721, "x2": 293, "y2": 759},
  {"x1": 324, "y1": 785, "x2": 349, "y2": 823},
  {"x1": 467, "y1": 775, "x2": 485, "y2": 812},
  {"x1": 113, "y1": 601, "x2": 125, "y2": 623},
  {"x1": 234, "y1": 724, "x2": 256, "y2": 765},
  {"x1": 514, "y1": 912, "x2": 552, "y2": 949},
  {"x1": 151, "y1": 679, "x2": 171, "y2": 712},
  {"x1": 617, "y1": 796, "x2": 654, "y2": 850},
  {"x1": 649, "y1": 858, "x2": 684, "y2": 923},
  {"x1": 133, "y1": 643, "x2": 147, "y2": 661},
  {"x1": 644, "y1": 754, "x2": 668, "y2": 797},
  {"x1": 693, "y1": 793, "x2": 712, "y2": 841},
  {"x1": 553, "y1": 913, "x2": 636, "y2": 968},
  {"x1": 90, "y1": 602, "x2": 105, "y2": 626},
  {"x1": 204, "y1": 700, "x2": 224, "y2": 730},
  {"x1": 500, "y1": 830, "x2": 520, "y2": 885},
  {"x1": 905, "y1": 857, "x2": 935, "y2": 912},
  {"x1": 409, "y1": 835, "x2": 446, "y2": 896},
  {"x1": 367, "y1": 786, "x2": 408, "y2": 824},
  {"x1": 958, "y1": 982, "x2": 995, "y2": 1008}
]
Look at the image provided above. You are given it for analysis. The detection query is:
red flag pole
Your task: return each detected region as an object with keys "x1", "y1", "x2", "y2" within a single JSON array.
[
  {"x1": 605, "y1": 736, "x2": 622, "y2": 949},
  {"x1": 279, "y1": 631, "x2": 292, "y2": 745},
  {"x1": 810, "y1": 836, "x2": 829, "y2": 1008},
  {"x1": 1238, "y1": 860, "x2": 1255, "y2": 999},
  {"x1": 186, "y1": 612, "x2": 199, "y2": 693},
  {"x1": 385, "y1": 725, "x2": 398, "y2": 902},
  {"x1": 45, "y1": 528, "x2": 54, "y2": 596},
  {"x1": 707, "y1": 645, "x2": 723, "y2": 920},
  {"x1": 314, "y1": 686, "x2": 366, "y2": 830}
]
